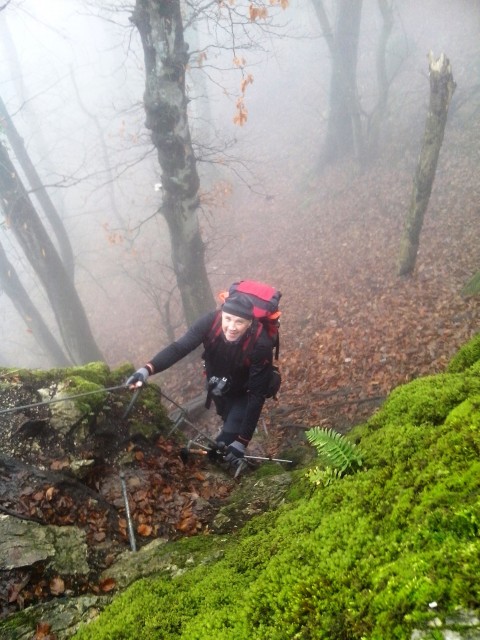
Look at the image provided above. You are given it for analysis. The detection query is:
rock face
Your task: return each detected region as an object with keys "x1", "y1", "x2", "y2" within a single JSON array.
[
  {"x1": 211, "y1": 471, "x2": 292, "y2": 533},
  {"x1": 0, "y1": 515, "x2": 89, "y2": 574},
  {"x1": 0, "y1": 596, "x2": 112, "y2": 640},
  {"x1": 38, "y1": 383, "x2": 85, "y2": 434},
  {"x1": 410, "y1": 609, "x2": 480, "y2": 639}
]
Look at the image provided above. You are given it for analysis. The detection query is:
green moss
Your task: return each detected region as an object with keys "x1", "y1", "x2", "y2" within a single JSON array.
[
  {"x1": 61, "y1": 376, "x2": 107, "y2": 414},
  {"x1": 445, "y1": 394, "x2": 480, "y2": 429},
  {"x1": 62, "y1": 362, "x2": 111, "y2": 385},
  {"x1": 250, "y1": 461, "x2": 286, "y2": 479},
  {"x1": 0, "y1": 609, "x2": 40, "y2": 633},
  {"x1": 363, "y1": 372, "x2": 480, "y2": 432},
  {"x1": 0, "y1": 367, "x2": 52, "y2": 384},
  {"x1": 447, "y1": 332, "x2": 480, "y2": 373},
  {"x1": 284, "y1": 469, "x2": 313, "y2": 501},
  {"x1": 72, "y1": 337, "x2": 480, "y2": 640},
  {"x1": 126, "y1": 385, "x2": 170, "y2": 434},
  {"x1": 168, "y1": 533, "x2": 223, "y2": 557},
  {"x1": 0, "y1": 362, "x2": 111, "y2": 386},
  {"x1": 111, "y1": 362, "x2": 135, "y2": 383}
]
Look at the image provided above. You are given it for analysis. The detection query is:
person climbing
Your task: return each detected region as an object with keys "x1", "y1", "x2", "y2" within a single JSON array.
[{"x1": 126, "y1": 286, "x2": 280, "y2": 471}]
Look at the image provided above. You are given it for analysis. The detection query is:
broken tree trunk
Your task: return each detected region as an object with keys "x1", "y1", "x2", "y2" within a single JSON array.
[{"x1": 397, "y1": 52, "x2": 456, "y2": 276}]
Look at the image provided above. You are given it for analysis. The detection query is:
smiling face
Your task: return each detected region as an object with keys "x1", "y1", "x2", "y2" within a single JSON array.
[{"x1": 221, "y1": 311, "x2": 252, "y2": 342}]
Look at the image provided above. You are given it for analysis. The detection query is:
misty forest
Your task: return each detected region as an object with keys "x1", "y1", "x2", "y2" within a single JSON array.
[{"x1": 0, "y1": 0, "x2": 480, "y2": 639}]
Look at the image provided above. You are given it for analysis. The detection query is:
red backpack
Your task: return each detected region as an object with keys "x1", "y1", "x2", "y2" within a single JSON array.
[{"x1": 207, "y1": 280, "x2": 282, "y2": 361}]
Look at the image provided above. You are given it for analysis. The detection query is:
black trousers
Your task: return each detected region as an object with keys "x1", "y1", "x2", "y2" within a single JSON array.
[{"x1": 212, "y1": 394, "x2": 248, "y2": 446}]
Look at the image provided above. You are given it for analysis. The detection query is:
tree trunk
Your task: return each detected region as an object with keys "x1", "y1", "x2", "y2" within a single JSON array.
[
  {"x1": 0, "y1": 240, "x2": 70, "y2": 366},
  {"x1": 367, "y1": 0, "x2": 394, "y2": 157},
  {"x1": 320, "y1": 0, "x2": 364, "y2": 164},
  {"x1": 0, "y1": 141, "x2": 104, "y2": 364},
  {"x1": 0, "y1": 94, "x2": 75, "y2": 280},
  {"x1": 131, "y1": 0, "x2": 215, "y2": 325},
  {"x1": 397, "y1": 53, "x2": 456, "y2": 276}
]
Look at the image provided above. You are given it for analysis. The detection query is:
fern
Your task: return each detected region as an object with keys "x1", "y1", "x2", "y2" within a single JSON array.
[
  {"x1": 305, "y1": 427, "x2": 362, "y2": 483},
  {"x1": 306, "y1": 465, "x2": 343, "y2": 487}
]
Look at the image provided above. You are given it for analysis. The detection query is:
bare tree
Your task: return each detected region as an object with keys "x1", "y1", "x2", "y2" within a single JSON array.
[
  {"x1": 131, "y1": 0, "x2": 215, "y2": 325},
  {"x1": 397, "y1": 53, "x2": 456, "y2": 276},
  {"x1": 312, "y1": 0, "x2": 364, "y2": 164},
  {"x1": 0, "y1": 140, "x2": 104, "y2": 364},
  {"x1": 130, "y1": 0, "x2": 290, "y2": 323},
  {"x1": 0, "y1": 95, "x2": 75, "y2": 279},
  {"x1": 312, "y1": 0, "x2": 409, "y2": 165},
  {"x1": 0, "y1": 239, "x2": 70, "y2": 365},
  {"x1": 366, "y1": 0, "x2": 395, "y2": 157}
]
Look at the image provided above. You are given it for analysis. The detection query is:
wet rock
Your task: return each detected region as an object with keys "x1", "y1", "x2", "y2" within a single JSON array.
[
  {"x1": 0, "y1": 515, "x2": 89, "y2": 574},
  {"x1": 0, "y1": 594, "x2": 112, "y2": 640},
  {"x1": 211, "y1": 471, "x2": 292, "y2": 533}
]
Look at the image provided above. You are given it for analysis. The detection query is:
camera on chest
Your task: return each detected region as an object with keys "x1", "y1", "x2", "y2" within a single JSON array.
[{"x1": 208, "y1": 376, "x2": 230, "y2": 397}]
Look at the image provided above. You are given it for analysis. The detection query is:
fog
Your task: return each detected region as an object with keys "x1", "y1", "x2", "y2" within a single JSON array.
[{"x1": 0, "y1": 0, "x2": 478, "y2": 373}]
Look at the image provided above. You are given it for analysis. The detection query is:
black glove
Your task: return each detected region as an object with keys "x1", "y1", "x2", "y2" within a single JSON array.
[
  {"x1": 208, "y1": 439, "x2": 226, "y2": 462},
  {"x1": 214, "y1": 437, "x2": 227, "y2": 451},
  {"x1": 224, "y1": 440, "x2": 246, "y2": 467},
  {"x1": 126, "y1": 367, "x2": 150, "y2": 388}
]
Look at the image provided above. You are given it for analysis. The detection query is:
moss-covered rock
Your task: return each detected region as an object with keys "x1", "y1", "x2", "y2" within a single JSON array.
[
  {"x1": 0, "y1": 595, "x2": 112, "y2": 640},
  {"x1": 364, "y1": 371, "x2": 480, "y2": 432},
  {"x1": 447, "y1": 332, "x2": 480, "y2": 373},
  {"x1": 211, "y1": 471, "x2": 292, "y2": 534},
  {"x1": 41, "y1": 377, "x2": 107, "y2": 434},
  {"x1": 99, "y1": 535, "x2": 227, "y2": 591}
]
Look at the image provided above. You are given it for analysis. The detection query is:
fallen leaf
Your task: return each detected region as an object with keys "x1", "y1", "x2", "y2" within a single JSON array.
[
  {"x1": 175, "y1": 515, "x2": 197, "y2": 533},
  {"x1": 93, "y1": 530, "x2": 106, "y2": 542},
  {"x1": 99, "y1": 577, "x2": 116, "y2": 592},
  {"x1": 137, "y1": 523, "x2": 153, "y2": 537},
  {"x1": 50, "y1": 459, "x2": 70, "y2": 471},
  {"x1": 34, "y1": 621, "x2": 52, "y2": 639},
  {"x1": 49, "y1": 576, "x2": 65, "y2": 595}
]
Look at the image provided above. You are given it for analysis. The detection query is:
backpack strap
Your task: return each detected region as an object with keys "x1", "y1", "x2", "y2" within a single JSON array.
[
  {"x1": 205, "y1": 310, "x2": 223, "y2": 349},
  {"x1": 241, "y1": 320, "x2": 263, "y2": 367},
  {"x1": 273, "y1": 331, "x2": 280, "y2": 361}
]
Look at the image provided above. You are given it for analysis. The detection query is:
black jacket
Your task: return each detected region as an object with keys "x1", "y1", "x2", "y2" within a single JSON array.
[{"x1": 146, "y1": 311, "x2": 274, "y2": 442}]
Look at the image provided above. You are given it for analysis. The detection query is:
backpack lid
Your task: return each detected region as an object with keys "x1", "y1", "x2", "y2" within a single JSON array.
[{"x1": 218, "y1": 280, "x2": 281, "y2": 320}]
